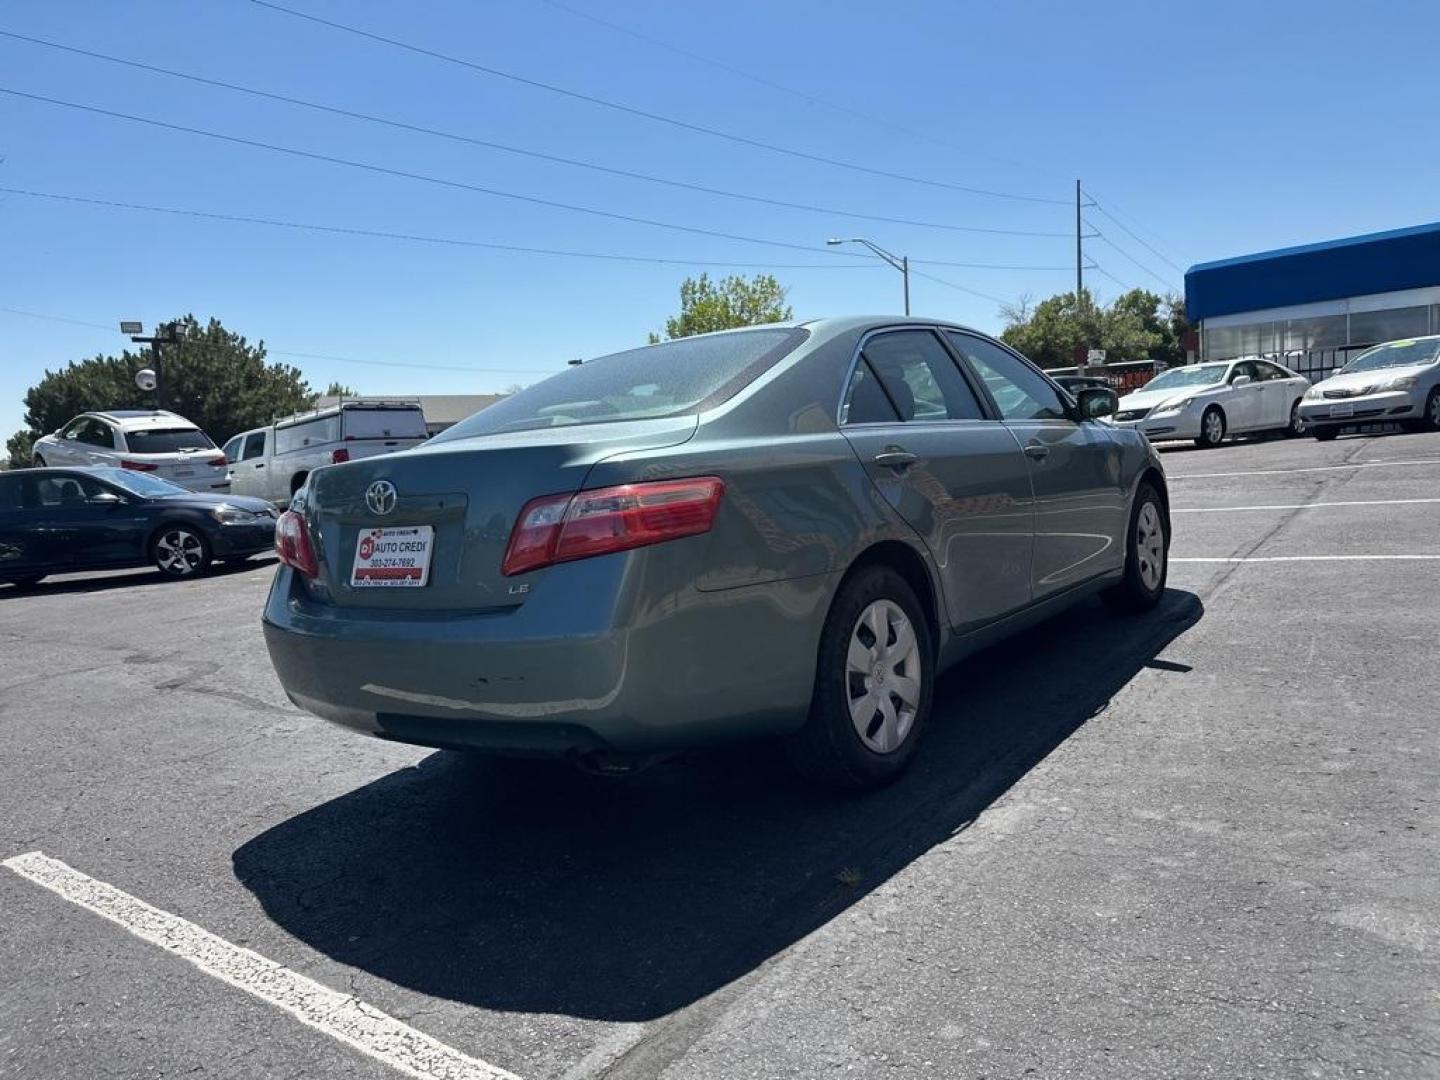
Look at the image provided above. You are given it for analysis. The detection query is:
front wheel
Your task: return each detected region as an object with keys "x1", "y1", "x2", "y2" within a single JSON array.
[
  {"x1": 1312, "y1": 426, "x2": 1340, "y2": 442},
  {"x1": 1421, "y1": 387, "x2": 1440, "y2": 432},
  {"x1": 2, "y1": 575, "x2": 45, "y2": 589},
  {"x1": 1194, "y1": 406, "x2": 1226, "y2": 448},
  {"x1": 152, "y1": 526, "x2": 211, "y2": 579},
  {"x1": 1285, "y1": 400, "x2": 1306, "y2": 437},
  {"x1": 786, "y1": 565, "x2": 934, "y2": 791},
  {"x1": 1103, "y1": 482, "x2": 1168, "y2": 614},
  {"x1": 31, "y1": 455, "x2": 46, "y2": 468}
]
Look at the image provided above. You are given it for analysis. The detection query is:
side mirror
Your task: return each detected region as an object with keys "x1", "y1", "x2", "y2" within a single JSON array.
[
  {"x1": 87, "y1": 491, "x2": 124, "y2": 507},
  {"x1": 1076, "y1": 386, "x2": 1118, "y2": 420},
  {"x1": 1231, "y1": 374, "x2": 1252, "y2": 388}
]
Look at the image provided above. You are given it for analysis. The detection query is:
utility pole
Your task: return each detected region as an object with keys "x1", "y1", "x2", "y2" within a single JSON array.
[{"x1": 1076, "y1": 179, "x2": 1084, "y2": 310}]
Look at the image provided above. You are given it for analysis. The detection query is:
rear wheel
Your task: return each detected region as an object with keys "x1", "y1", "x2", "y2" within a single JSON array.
[
  {"x1": 1421, "y1": 387, "x2": 1440, "y2": 432},
  {"x1": 31, "y1": 455, "x2": 46, "y2": 468},
  {"x1": 3, "y1": 575, "x2": 45, "y2": 589},
  {"x1": 1195, "y1": 406, "x2": 1226, "y2": 448},
  {"x1": 786, "y1": 566, "x2": 934, "y2": 791},
  {"x1": 1103, "y1": 482, "x2": 1168, "y2": 614},
  {"x1": 1312, "y1": 426, "x2": 1340, "y2": 442},
  {"x1": 152, "y1": 526, "x2": 211, "y2": 579}
]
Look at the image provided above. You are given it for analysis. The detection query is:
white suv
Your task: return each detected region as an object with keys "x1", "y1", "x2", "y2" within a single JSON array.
[{"x1": 31, "y1": 410, "x2": 230, "y2": 492}]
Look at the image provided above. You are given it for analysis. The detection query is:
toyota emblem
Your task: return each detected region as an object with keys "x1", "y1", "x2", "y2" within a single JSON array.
[{"x1": 365, "y1": 480, "x2": 398, "y2": 516}]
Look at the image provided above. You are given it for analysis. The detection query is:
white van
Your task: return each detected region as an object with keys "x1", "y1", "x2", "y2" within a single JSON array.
[{"x1": 223, "y1": 400, "x2": 428, "y2": 505}]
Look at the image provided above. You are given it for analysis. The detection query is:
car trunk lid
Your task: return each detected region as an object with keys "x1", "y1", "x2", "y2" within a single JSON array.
[{"x1": 304, "y1": 416, "x2": 698, "y2": 611}]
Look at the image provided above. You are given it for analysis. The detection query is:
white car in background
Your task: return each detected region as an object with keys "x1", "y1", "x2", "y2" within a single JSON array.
[
  {"x1": 30, "y1": 410, "x2": 230, "y2": 492},
  {"x1": 223, "y1": 399, "x2": 429, "y2": 505},
  {"x1": 1298, "y1": 336, "x2": 1440, "y2": 441},
  {"x1": 1113, "y1": 357, "x2": 1310, "y2": 448}
]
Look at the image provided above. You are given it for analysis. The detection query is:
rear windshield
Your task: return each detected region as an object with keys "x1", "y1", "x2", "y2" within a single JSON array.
[
  {"x1": 124, "y1": 427, "x2": 214, "y2": 454},
  {"x1": 437, "y1": 327, "x2": 808, "y2": 439},
  {"x1": 343, "y1": 407, "x2": 428, "y2": 439}
]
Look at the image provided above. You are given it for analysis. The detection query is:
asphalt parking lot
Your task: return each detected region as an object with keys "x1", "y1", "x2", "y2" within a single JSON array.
[{"x1": 2, "y1": 429, "x2": 1437, "y2": 1080}]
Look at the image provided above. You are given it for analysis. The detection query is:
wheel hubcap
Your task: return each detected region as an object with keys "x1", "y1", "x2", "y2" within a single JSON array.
[
  {"x1": 1291, "y1": 406, "x2": 1304, "y2": 434},
  {"x1": 156, "y1": 530, "x2": 203, "y2": 574},
  {"x1": 1205, "y1": 412, "x2": 1223, "y2": 442},
  {"x1": 846, "y1": 599, "x2": 922, "y2": 755},
  {"x1": 1136, "y1": 501, "x2": 1166, "y2": 591},
  {"x1": 1430, "y1": 395, "x2": 1440, "y2": 424}
]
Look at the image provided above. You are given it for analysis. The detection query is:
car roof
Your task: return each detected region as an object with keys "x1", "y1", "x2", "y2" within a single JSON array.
[{"x1": 88, "y1": 409, "x2": 200, "y2": 430}]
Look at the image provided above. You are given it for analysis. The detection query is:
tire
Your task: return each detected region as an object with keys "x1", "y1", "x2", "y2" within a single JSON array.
[
  {"x1": 31, "y1": 455, "x2": 46, "y2": 468},
  {"x1": 1103, "y1": 482, "x2": 1168, "y2": 614},
  {"x1": 1194, "y1": 406, "x2": 1226, "y2": 448},
  {"x1": 2, "y1": 575, "x2": 45, "y2": 589},
  {"x1": 1285, "y1": 399, "x2": 1306, "y2": 437},
  {"x1": 152, "y1": 525, "x2": 212, "y2": 579},
  {"x1": 1312, "y1": 426, "x2": 1340, "y2": 442},
  {"x1": 785, "y1": 565, "x2": 935, "y2": 791},
  {"x1": 1421, "y1": 387, "x2": 1440, "y2": 433}
]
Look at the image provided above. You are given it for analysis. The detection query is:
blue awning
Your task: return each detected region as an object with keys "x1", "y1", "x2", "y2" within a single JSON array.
[{"x1": 1186, "y1": 221, "x2": 1440, "y2": 321}]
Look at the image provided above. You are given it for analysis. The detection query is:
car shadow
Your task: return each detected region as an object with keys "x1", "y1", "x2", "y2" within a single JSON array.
[
  {"x1": 0, "y1": 556, "x2": 276, "y2": 599},
  {"x1": 233, "y1": 587, "x2": 1203, "y2": 1023}
]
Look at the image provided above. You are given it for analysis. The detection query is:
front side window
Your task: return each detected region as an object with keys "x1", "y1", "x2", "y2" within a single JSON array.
[
  {"x1": 242, "y1": 432, "x2": 267, "y2": 460},
  {"x1": 857, "y1": 330, "x2": 986, "y2": 422},
  {"x1": 947, "y1": 333, "x2": 1067, "y2": 421},
  {"x1": 222, "y1": 436, "x2": 243, "y2": 463},
  {"x1": 124, "y1": 427, "x2": 214, "y2": 454},
  {"x1": 61, "y1": 417, "x2": 87, "y2": 440}
]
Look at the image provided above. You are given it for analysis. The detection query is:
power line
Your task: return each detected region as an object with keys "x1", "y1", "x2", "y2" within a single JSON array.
[
  {"x1": 531, "y1": 0, "x2": 1059, "y2": 182},
  {"x1": 1087, "y1": 198, "x2": 1188, "y2": 274},
  {"x1": 0, "y1": 30, "x2": 1071, "y2": 240},
  {"x1": 0, "y1": 86, "x2": 881, "y2": 258},
  {"x1": 247, "y1": 0, "x2": 1069, "y2": 207},
  {"x1": 0, "y1": 305, "x2": 561, "y2": 375},
  {"x1": 908, "y1": 269, "x2": 1007, "y2": 306},
  {"x1": 1089, "y1": 263, "x2": 1132, "y2": 292},
  {"x1": 0, "y1": 187, "x2": 889, "y2": 270},
  {"x1": 1085, "y1": 225, "x2": 1179, "y2": 292}
]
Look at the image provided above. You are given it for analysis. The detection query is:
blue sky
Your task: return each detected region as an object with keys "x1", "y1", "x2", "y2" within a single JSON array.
[{"x1": 2, "y1": 0, "x2": 1437, "y2": 441}]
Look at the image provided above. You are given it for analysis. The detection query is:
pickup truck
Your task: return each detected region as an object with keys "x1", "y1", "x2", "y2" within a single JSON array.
[{"x1": 222, "y1": 400, "x2": 429, "y2": 505}]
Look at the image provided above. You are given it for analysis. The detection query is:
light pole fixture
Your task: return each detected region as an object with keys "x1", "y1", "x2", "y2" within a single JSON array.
[
  {"x1": 124, "y1": 319, "x2": 181, "y2": 411},
  {"x1": 827, "y1": 237, "x2": 910, "y2": 316}
]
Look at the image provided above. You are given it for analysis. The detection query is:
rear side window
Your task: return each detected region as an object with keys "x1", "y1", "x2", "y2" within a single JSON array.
[
  {"x1": 36, "y1": 475, "x2": 103, "y2": 505},
  {"x1": 242, "y1": 432, "x2": 267, "y2": 460},
  {"x1": 0, "y1": 475, "x2": 21, "y2": 509},
  {"x1": 124, "y1": 427, "x2": 214, "y2": 454},
  {"x1": 77, "y1": 420, "x2": 115, "y2": 448},
  {"x1": 859, "y1": 330, "x2": 986, "y2": 422},
  {"x1": 343, "y1": 408, "x2": 427, "y2": 440},
  {"x1": 438, "y1": 327, "x2": 808, "y2": 439},
  {"x1": 947, "y1": 333, "x2": 1068, "y2": 421}
]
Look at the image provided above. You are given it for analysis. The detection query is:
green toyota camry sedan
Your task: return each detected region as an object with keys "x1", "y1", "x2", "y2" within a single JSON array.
[{"x1": 263, "y1": 317, "x2": 1170, "y2": 789}]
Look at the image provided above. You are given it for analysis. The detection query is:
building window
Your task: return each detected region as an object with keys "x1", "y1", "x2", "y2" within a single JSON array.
[{"x1": 1348, "y1": 306, "x2": 1429, "y2": 346}]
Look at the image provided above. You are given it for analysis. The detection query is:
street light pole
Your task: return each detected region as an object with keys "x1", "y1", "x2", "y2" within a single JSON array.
[
  {"x1": 827, "y1": 237, "x2": 910, "y2": 315},
  {"x1": 123, "y1": 320, "x2": 181, "y2": 412}
]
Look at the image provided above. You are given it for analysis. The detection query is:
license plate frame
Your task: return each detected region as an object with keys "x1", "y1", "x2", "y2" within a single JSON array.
[
  {"x1": 1329, "y1": 403, "x2": 1355, "y2": 418},
  {"x1": 351, "y1": 525, "x2": 434, "y2": 588}
]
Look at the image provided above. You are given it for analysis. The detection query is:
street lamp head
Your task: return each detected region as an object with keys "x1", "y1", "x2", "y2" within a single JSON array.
[
  {"x1": 119, "y1": 320, "x2": 143, "y2": 335},
  {"x1": 825, "y1": 238, "x2": 844, "y2": 246}
]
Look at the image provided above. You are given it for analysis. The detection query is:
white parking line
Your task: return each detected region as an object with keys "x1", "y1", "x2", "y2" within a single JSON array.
[
  {"x1": 1173, "y1": 555, "x2": 1440, "y2": 563},
  {"x1": 2, "y1": 851, "x2": 520, "y2": 1080},
  {"x1": 1172, "y1": 497, "x2": 1440, "y2": 514},
  {"x1": 1169, "y1": 458, "x2": 1440, "y2": 481}
]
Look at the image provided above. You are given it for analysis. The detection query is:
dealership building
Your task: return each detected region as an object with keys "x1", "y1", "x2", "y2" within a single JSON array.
[{"x1": 1185, "y1": 221, "x2": 1440, "y2": 380}]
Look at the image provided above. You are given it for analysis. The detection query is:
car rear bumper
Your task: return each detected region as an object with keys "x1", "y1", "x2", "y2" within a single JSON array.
[
  {"x1": 1298, "y1": 391, "x2": 1417, "y2": 427},
  {"x1": 262, "y1": 559, "x2": 837, "y2": 754}
]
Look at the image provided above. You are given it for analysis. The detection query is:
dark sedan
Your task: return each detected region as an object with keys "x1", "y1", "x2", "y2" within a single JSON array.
[{"x1": 0, "y1": 467, "x2": 277, "y2": 587}]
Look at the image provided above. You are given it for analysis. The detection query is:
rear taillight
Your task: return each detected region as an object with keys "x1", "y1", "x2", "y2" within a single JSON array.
[
  {"x1": 331, "y1": 448, "x2": 350, "y2": 464},
  {"x1": 275, "y1": 510, "x2": 319, "y2": 578},
  {"x1": 120, "y1": 460, "x2": 157, "y2": 471},
  {"x1": 206, "y1": 454, "x2": 227, "y2": 467},
  {"x1": 501, "y1": 477, "x2": 724, "y2": 576}
]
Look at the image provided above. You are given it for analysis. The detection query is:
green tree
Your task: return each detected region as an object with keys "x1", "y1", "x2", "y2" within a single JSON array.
[
  {"x1": 320, "y1": 381, "x2": 357, "y2": 398},
  {"x1": 10, "y1": 315, "x2": 315, "y2": 466},
  {"x1": 649, "y1": 273, "x2": 792, "y2": 342},
  {"x1": 1000, "y1": 288, "x2": 1191, "y2": 368}
]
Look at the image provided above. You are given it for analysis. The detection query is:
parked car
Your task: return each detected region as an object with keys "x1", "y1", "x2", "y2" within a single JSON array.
[
  {"x1": 1113, "y1": 357, "x2": 1310, "y2": 447},
  {"x1": 223, "y1": 400, "x2": 429, "y2": 505},
  {"x1": 1298, "y1": 335, "x2": 1440, "y2": 440},
  {"x1": 0, "y1": 468, "x2": 277, "y2": 587},
  {"x1": 263, "y1": 317, "x2": 1171, "y2": 790},
  {"x1": 30, "y1": 410, "x2": 230, "y2": 492},
  {"x1": 1053, "y1": 374, "x2": 1112, "y2": 395}
]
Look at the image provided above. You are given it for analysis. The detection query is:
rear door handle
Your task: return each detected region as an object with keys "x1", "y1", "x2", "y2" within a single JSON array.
[
  {"x1": 873, "y1": 449, "x2": 918, "y2": 470},
  {"x1": 1023, "y1": 441, "x2": 1050, "y2": 461}
]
